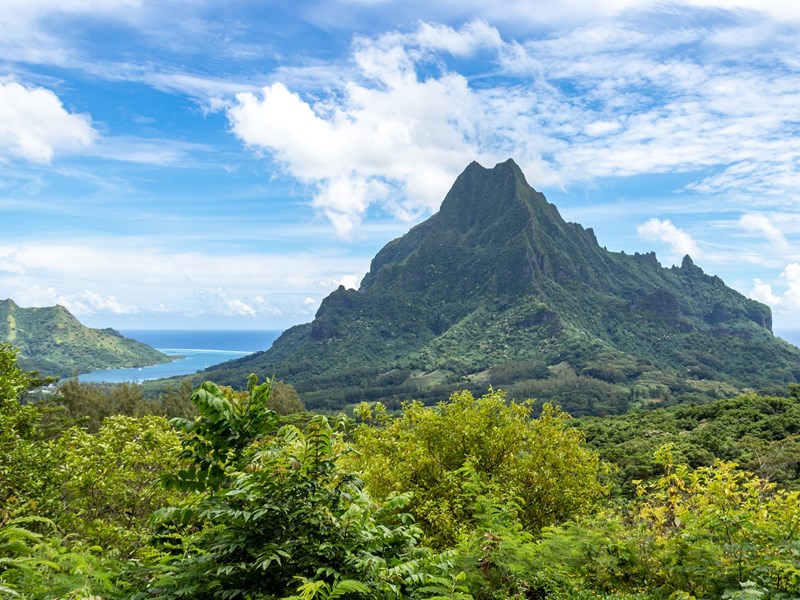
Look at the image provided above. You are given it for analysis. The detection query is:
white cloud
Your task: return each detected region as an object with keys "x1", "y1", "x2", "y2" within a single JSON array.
[
  {"x1": 413, "y1": 20, "x2": 503, "y2": 55},
  {"x1": 584, "y1": 120, "x2": 622, "y2": 136},
  {"x1": 637, "y1": 218, "x2": 700, "y2": 260},
  {"x1": 141, "y1": 71, "x2": 261, "y2": 99},
  {"x1": 337, "y1": 274, "x2": 361, "y2": 289},
  {"x1": 750, "y1": 278, "x2": 783, "y2": 306},
  {"x1": 227, "y1": 13, "x2": 800, "y2": 235},
  {"x1": 0, "y1": 0, "x2": 146, "y2": 66},
  {"x1": 0, "y1": 238, "x2": 371, "y2": 325},
  {"x1": 90, "y1": 135, "x2": 213, "y2": 166},
  {"x1": 0, "y1": 79, "x2": 96, "y2": 163},
  {"x1": 739, "y1": 213, "x2": 790, "y2": 252},
  {"x1": 301, "y1": 297, "x2": 321, "y2": 316},
  {"x1": 204, "y1": 288, "x2": 257, "y2": 318},
  {"x1": 228, "y1": 21, "x2": 509, "y2": 236},
  {"x1": 13, "y1": 285, "x2": 136, "y2": 316},
  {"x1": 749, "y1": 263, "x2": 800, "y2": 315},
  {"x1": 221, "y1": 297, "x2": 257, "y2": 318},
  {"x1": 0, "y1": 250, "x2": 27, "y2": 274},
  {"x1": 195, "y1": 289, "x2": 289, "y2": 319},
  {"x1": 500, "y1": 23, "x2": 800, "y2": 190},
  {"x1": 314, "y1": 177, "x2": 393, "y2": 238}
]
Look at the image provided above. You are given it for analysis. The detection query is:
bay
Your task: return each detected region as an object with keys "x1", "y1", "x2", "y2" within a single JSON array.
[{"x1": 77, "y1": 329, "x2": 283, "y2": 384}]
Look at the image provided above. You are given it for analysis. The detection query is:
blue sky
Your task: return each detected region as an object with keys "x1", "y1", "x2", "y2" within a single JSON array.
[{"x1": 2, "y1": 0, "x2": 800, "y2": 332}]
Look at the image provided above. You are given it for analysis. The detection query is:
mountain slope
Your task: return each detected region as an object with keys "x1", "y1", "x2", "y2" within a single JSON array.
[
  {"x1": 0, "y1": 299, "x2": 170, "y2": 378},
  {"x1": 206, "y1": 159, "x2": 800, "y2": 414}
]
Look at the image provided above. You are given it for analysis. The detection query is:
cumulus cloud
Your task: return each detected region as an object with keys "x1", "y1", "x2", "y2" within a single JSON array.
[
  {"x1": 750, "y1": 278, "x2": 783, "y2": 306},
  {"x1": 200, "y1": 288, "x2": 285, "y2": 319},
  {"x1": 228, "y1": 12, "x2": 800, "y2": 235},
  {"x1": 0, "y1": 79, "x2": 96, "y2": 163},
  {"x1": 65, "y1": 290, "x2": 135, "y2": 315},
  {"x1": 14, "y1": 285, "x2": 136, "y2": 316},
  {"x1": 228, "y1": 21, "x2": 510, "y2": 237},
  {"x1": 218, "y1": 293, "x2": 257, "y2": 318},
  {"x1": 223, "y1": 292, "x2": 255, "y2": 317},
  {"x1": 749, "y1": 263, "x2": 800, "y2": 314},
  {"x1": 637, "y1": 218, "x2": 700, "y2": 260},
  {"x1": 312, "y1": 273, "x2": 363, "y2": 291},
  {"x1": 337, "y1": 274, "x2": 361, "y2": 289}
]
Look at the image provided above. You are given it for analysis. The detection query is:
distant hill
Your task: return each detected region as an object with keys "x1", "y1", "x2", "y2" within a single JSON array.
[
  {"x1": 0, "y1": 299, "x2": 170, "y2": 378},
  {"x1": 204, "y1": 159, "x2": 800, "y2": 414}
]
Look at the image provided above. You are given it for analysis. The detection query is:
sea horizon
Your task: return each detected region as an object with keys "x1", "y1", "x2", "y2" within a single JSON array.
[
  {"x1": 78, "y1": 329, "x2": 284, "y2": 384},
  {"x1": 120, "y1": 329, "x2": 284, "y2": 353}
]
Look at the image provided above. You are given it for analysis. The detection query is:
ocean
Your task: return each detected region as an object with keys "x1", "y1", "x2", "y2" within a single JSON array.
[{"x1": 77, "y1": 329, "x2": 284, "y2": 384}]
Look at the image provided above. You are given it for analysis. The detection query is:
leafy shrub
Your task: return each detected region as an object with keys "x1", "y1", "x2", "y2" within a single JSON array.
[
  {"x1": 349, "y1": 389, "x2": 609, "y2": 547},
  {"x1": 57, "y1": 415, "x2": 185, "y2": 558},
  {"x1": 144, "y1": 377, "x2": 467, "y2": 599}
]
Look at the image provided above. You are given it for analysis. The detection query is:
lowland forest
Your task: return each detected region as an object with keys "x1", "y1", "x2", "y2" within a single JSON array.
[{"x1": 2, "y1": 161, "x2": 800, "y2": 599}]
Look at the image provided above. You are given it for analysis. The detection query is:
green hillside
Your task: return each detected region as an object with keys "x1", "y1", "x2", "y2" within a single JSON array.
[
  {"x1": 204, "y1": 159, "x2": 800, "y2": 413},
  {"x1": 578, "y1": 387, "x2": 800, "y2": 492},
  {"x1": 0, "y1": 299, "x2": 170, "y2": 377}
]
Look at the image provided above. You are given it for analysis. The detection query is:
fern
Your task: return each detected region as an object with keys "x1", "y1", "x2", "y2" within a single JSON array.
[{"x1": 283, "y1": 577, "x2": 371, "y2": 600}]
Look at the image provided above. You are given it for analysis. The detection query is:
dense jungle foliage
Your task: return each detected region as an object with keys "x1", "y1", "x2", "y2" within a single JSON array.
[{"x1": 2, "y1": 341, "x2": 800, "y2": 599}]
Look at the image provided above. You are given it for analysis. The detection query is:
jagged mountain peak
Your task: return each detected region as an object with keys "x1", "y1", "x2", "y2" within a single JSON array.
[
  {"x1": 204, "y1": 160, "x2": 800, "y2": 414},
  {"x1": 438, "y1": 158, "x2": 548, "y2": 231},
  {"x1": 361, "y1": 159, "x2": 588, "y2": 299}
]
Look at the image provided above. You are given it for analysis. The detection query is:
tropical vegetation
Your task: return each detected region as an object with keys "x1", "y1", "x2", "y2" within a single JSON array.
[{"x1": 2, "y1": 340, "x2": 800, "y2": 599}]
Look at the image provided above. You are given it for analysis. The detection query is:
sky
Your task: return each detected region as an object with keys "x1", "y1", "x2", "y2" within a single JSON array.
[{"x1": 1, "y1": 0, "x2": 800, "y2": 332}]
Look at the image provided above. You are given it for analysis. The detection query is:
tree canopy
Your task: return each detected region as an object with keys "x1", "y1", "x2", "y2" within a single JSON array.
[{"x1": 2, "y1": 340, "x2": 799, "y2": 599}]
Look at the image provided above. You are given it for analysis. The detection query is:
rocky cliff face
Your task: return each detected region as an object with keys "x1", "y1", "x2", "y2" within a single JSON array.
[{"x1": 205, "y1": 160, "x2": 799, "y2": 413}]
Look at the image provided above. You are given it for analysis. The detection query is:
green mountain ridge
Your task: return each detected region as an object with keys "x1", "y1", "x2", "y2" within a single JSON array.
[
  {"x1": 0, "y1": 299, "x2": 171, "y2": 378},
  {"x1": 205, "y1": 159, "x2": 800, "y2": 413}
]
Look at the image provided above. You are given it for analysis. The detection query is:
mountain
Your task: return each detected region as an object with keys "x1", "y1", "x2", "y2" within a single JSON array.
[
  {"x1": 0, "y1": 299, "x2": 171, "y2": 378},
  {"x1": 205, "y1": 159, "x2": 800, "y2": 414}
]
